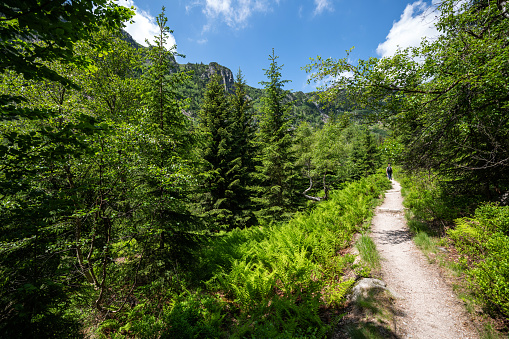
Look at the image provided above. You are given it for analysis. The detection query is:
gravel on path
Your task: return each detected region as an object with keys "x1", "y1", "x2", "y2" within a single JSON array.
[{"x1": 371, "y1": 180, "x2": 478, "y2": 339}]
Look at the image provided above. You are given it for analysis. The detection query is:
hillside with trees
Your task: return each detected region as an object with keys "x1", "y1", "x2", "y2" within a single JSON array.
[
  {"x1": 1, "y1": 0, "x2": 508, "y2": 337},
  {"x1": 172, "y1": 57, "x2": 363, "y2": 127}
]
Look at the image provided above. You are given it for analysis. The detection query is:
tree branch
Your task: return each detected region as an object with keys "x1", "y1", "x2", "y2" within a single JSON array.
[{"x1": 302, "y1": 170, "x2": 327, "y2": 202}]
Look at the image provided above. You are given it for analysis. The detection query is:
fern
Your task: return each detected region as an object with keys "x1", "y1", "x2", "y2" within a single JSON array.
[{"x1": 193, "y1": 173, "x2": 390, "y2": 336}]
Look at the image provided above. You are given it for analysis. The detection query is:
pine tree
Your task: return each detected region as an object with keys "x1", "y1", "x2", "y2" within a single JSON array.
[{"x1": 253, "y1": 49, "x2": 297, "y2": 222}]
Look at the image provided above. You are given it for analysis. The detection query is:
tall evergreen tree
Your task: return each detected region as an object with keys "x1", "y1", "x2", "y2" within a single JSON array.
[
  {"x1": 199, "y1": 74, "x2": 233, "y2": 230},
  {"x1": 228, "y1": 69, "x2": 257, "y2": 227},
  {"x1": 141, "y1": 7, "x2": 197, "y2": 258},
  {"x1": 254, "y1": 49, "x2": 297, "y2": 222}
]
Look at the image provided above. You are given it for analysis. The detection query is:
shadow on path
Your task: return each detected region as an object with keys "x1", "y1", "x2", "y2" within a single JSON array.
[{"x1": 374, "y1": 229, "x2": 413, "y2": 246}]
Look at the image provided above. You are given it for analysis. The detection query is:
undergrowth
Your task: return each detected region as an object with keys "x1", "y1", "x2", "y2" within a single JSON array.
[
  {"x1": 95, "y1": 174, "x2": 390, "y2": 338},
  {"x1": 356, "y1": 235, "x2": 380, "y2": 271},
  {"x1": 398, "y1": 170, "x2": 509, "y2": 335},
  {"x1": 448, "y1": 204, "x2": 509, "y2": 320}
]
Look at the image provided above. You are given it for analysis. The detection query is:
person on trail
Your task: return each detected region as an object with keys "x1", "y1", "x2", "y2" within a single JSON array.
[{"x1": 386, "y1": 163, "x2": 393, "y2": 180}]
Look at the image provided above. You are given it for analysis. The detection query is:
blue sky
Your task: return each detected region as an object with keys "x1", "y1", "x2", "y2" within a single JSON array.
[{"x1": 117, "y1": 0, "x2": 439, "y2": 91}]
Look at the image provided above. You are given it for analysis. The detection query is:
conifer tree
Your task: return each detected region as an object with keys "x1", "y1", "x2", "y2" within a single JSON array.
[
  {"x1": 228, "y1": 69, "x2": 257, "y2": 227},
  {"x1": 199, "y1": 74, "x2": 233, "y2": 230},
  {"x1": 199, "y1": 70, "x2": 258, "y2": 229},
  {"x1": 141, "y1": 7, "x2": 196, "y2": 257},
  {"x1": 253, "y1": 49, "x2": 297, "y2": 222}
]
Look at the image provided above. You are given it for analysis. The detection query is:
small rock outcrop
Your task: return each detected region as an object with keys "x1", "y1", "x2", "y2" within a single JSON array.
[
  {"x1": 349, "y1": 278, "x2": 387, "y2": 302},
  {"x1": 206, "y1": 62, "x2": 235, "y2": 92}
]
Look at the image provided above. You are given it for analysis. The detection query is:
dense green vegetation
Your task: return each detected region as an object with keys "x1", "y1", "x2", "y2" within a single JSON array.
[
  {"x1": 3, "y1": 0, "x2": 508, "y2": 336},
  {"x1": 109, "y1": 175, "x2": 390, "y2": 338},
  {"x1": 0, "y1": 2, "x2": 386, "y2": 337},
  {"x1": 307, "y1": 0, "x2": 509, "y2": 329},
  {"x1": 449, "y1": 204, "x2": 509, "y2": 319}
]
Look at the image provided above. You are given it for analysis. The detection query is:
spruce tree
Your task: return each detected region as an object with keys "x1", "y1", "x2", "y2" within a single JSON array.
[
  {"x1": 199, "y1": 74, "x2": 233, "y2": 230},
  {"x1": 228, "y1": 69, "x2": 257, "y2": 227},
  {"x1": 253, "y1": 49, "x2": 297, "y2": 222},
  {"x1": 141, "y1": 8, "x2": 196, "y2": 258},
  {"x1": 199, "y1": 70, "x2": 258, "y2": 230}
]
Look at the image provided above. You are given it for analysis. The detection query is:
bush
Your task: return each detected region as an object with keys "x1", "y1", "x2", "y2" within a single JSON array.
[
  {"x1": 448, "y1": 203, "x2": 509, "y2": 318},
  {"x1": 472, "y1": 234, "x2": 509, "y2": 317},
  {"x1": 472, "y1": 203, "x2": 509, "y2": 235},
  {"x1": 398, "y1": 170, "x2": 481, "y2": 227}
]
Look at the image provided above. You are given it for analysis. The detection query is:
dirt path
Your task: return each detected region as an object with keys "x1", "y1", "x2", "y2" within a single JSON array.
[{"x1": 370, "y1": 180, "x2": 478, "y2": 339}]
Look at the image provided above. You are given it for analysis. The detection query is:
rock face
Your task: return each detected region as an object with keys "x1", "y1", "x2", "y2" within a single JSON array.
[
  {"x1": 349, "y1": 278, "x2": 387, "y2": 302},
  {"x1": 202, "y1": 62, "x2": 235, "y2": 92},
  {"x1": 178, "y1": 61, "x2": 236, "y2": 94}
]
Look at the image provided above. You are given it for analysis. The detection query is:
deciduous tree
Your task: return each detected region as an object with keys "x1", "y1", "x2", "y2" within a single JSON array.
[{"x1": 306, "y1": 0, "x2": 509, "y2": 196}]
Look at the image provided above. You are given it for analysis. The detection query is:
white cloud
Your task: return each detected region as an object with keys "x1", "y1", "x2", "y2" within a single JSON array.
[
  {"x1": 303, "y1": 70, "x2": 352, "y2": 91},
  {"x1": 200, "y1": 0, "x2": 274, "y2": 30},
  {"x1": 116, "y1": 0, "x2": 177, "y2": 49},
  {"x1": 376, "y1": 1, "x2": 439, "y2": 58},
  {"x1": 191, "y1": 0, "x2": 332, "y2": 32},
  {"x1": 314, "y1": 0, "x2": 334, "y2": 15}
]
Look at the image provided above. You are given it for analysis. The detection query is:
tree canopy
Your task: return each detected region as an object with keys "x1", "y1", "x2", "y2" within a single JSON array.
[{"x1": 306, "y1": 0, "x2": 509, "y2": 195}]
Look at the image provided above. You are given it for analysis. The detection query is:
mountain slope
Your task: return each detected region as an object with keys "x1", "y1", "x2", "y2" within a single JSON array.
[
  {"x1": 175, "y1": 61, "x2": 343, "y2": 126},
  {"x1": 122, "y1": 30, "x2": 366, "y2": 126}
]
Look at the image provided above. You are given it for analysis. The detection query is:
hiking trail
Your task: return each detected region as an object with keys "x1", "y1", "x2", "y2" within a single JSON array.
[{"x1": 370, "y1": 179, "x2": 478, "y2": 338}]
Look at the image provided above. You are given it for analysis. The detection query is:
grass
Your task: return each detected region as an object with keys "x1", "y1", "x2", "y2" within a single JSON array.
[
  {"x1": 346, "y1": 323, "x2": 392, "y2": 339},
  {"x1": 480, "y1": 323, "x2": 505, "y2": 339},
  {"x1": 341, "y1": 289, "x2": 397, "y2": 339},
  {"x1": 413, "y1": 231, "x2": 435, "y2": 252},
  {"x1": 443, "y1": 259, "x2": 467, "y2": 277},
  {"x1": 356, "y1": 234, "x2": 381, "y2": 270}
]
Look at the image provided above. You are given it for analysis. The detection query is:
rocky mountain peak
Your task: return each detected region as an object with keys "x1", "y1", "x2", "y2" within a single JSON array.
[{"x1": 203, "y1": 62, "x2": 235, "y2": 92}]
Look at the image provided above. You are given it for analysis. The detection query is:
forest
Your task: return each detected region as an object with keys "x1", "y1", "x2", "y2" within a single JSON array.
[{"x1": 0, "y1": 0, "x2": 508, "y2": 338}]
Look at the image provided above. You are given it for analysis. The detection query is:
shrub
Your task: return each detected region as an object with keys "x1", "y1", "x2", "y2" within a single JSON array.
[
  {"x1": 398, "y1": 170, "x2": 481, "y2": 226},
  {"x1": 471, "y1": 234, "x2": 509, "y2": 317},
  {"x1": 448, "y1": 203, "x2": 509, "y2": 318}
]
